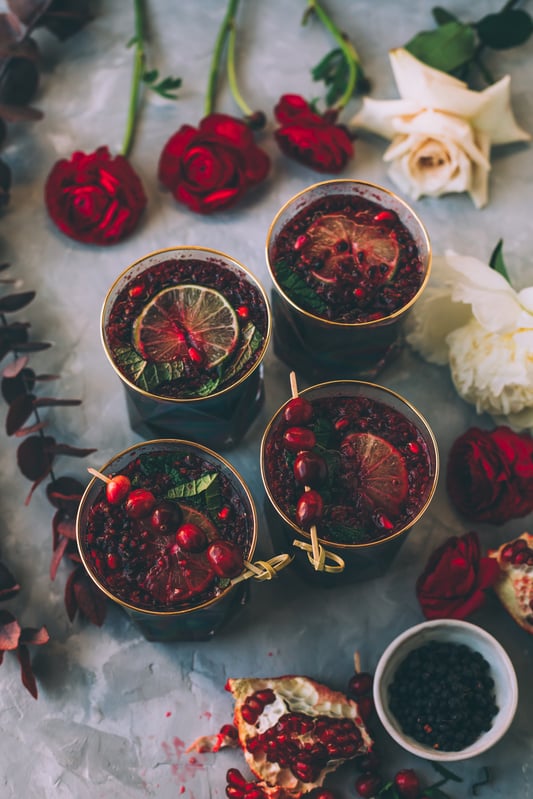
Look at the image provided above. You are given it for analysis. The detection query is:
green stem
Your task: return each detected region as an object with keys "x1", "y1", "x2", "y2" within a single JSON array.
[
  {"x1": 205, "y1": 0, "x2": 241, "y2": 116},
  {"x1": 121, "y1": 0, "x2": 145, "y2": 158},
  {"x1": 227, "y1": 16, "x2": 253, "y2": 117},
  {"x1": 307, "y1": 0, "x2": 360, "y2": 110}
]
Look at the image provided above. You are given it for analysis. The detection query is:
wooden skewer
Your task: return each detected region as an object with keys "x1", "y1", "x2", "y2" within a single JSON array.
[
  {"x1": 87, "y1": 467, "x2": 111, "y2": 484},
  {"x1": 289, "y1": 371, "x2": 321, "y2": 569}
]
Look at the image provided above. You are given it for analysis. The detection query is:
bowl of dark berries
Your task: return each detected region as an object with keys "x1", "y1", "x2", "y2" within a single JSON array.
[
  {"x1": 76, "y1": 438, "x2": 258, "y2": 642},
  {"x1": 373, "y1": 619, "x2": 518, "y2": 761}
]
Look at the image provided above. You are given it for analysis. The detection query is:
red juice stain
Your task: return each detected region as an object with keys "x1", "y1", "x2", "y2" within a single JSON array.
[{"x1": 166, "y1": 711, "x2": 172, "y2": 717}]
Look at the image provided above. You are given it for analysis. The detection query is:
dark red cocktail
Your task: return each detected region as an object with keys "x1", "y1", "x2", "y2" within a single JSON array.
[
  {"x1": 266, "y1": 181, "x2": 431, "y2": 380},
  {"x1": 261, "y1": 381, "x2": 439, "y2": 585},
  {"x1": 101, "y1": 247, "x2": 271, "y2": 449},
  {"x1": 77, "y1": 439, "x2": 258, "y2": 641}
]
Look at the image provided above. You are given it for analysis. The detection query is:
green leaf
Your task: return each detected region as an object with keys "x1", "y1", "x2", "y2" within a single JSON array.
[
  {"x1": 205, "y1": 475, "x2": 222, "y2": 514},
  {"x1": 404, "y1": 21, "x2": 476, "y2": 73},
  {"x1": 472, "y1": 766, "x2": 492, "y2": 796},
  {"x1": 166, "y1": 472, "x2": 218, "y2": 500},
  {"x1": 137, "y1": 360, "x2": 184, "y2": 394},
  {"x1": 424, "y1": 788, "x2": 451, "y2": 799},
  {"x1": 220, "y1": 322, "x2": 262, "y2": 387},
  {"x1": 275, "y1": 259, "x2": 328, "y2": 316},
  {"x1": 311, "y1": 48, "x2": 340, "y2": 81},
  {"x1": 324, "y1": 521, "x2": 366, "y2": 544},
  {"x1": 431, "y1": 762, "x2": 463, "y2": 782},
  {"x1": 488, "y1": 239, "x2": 511, "y2": 284},
  {"x1": 143, "y1": 69, "x2": 159, "y2": 84},
  {"x1": 432, "y1": 6, "x2": 459, "y2": 26},
  {"x1": 312, "y1": 416, "x2": 335, "y2": 449},
  {"x1": 477, "y1": 9, "x2": 533, "y2": 50},
  {"x1": 180, "y1": 375, "x2": 220, "y2": 398}
]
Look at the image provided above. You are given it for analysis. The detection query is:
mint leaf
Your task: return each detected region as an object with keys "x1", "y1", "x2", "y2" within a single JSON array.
[
  {"x1": 113, "y1": 345, "x2": 185, "y2": 393},
  {"x1": 205, "y1": 475, "x2": 222, "y2": 514},
  {"x1": 313, "y1": 416, "x2": 335, "y2": 449},
  {"x1": 488, "y1": 239, "x2": 510, "y2": 284},
  {"x1": 405, "y1": 21, "x2": 476, "y2": 73},
  {"x1": 275, "y1": 259, "x2": 328, "y2": 316},
  {"x1": 180, "y1": 376, "x2": 220, "y2": 398},
  {"x1": 325, "y1": 522, "x2": 366, "y2": 544},
  {"x1": 166, "y1": 472, "x2": 218, "y2": 500},
  {"x1": 477, "y1": 10, "x2": 533, "y2": 50},
  {"x1": 220, "y1": 322, "x2": 262, "y2": 387}
]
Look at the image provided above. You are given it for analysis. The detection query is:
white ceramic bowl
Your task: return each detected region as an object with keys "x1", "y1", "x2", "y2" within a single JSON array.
[{"x1": 373, "y1": 619, "x2": 518, "y2": 761}]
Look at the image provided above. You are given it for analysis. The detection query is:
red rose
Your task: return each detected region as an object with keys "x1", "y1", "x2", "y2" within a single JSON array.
[
  {"x1": 416, "y1": 531, "x2": 500, "y2": 620},
  {"x1": 274, "y1": 94, "x2": 353, "y2": 173},
  {"x1": 44, "y1": 146, "x2": 147, "y2": 245},
  {"x1": 157, "y1": 113, "x2": 270, "y2": 214},
  {"x1": 447, "y1": 426, "x2": 533, "y2": 524}
]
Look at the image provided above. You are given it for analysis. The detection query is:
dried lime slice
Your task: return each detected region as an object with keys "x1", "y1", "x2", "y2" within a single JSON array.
[
  {"x1": 133, "y1": 285, "x2": 239, "y2": 368},
  {"x1": 300, "y1": 214, "x2": 400, "y2": 284},
  {"x1": 341, "y1": 432, "x2": 408, "y2": 515}
]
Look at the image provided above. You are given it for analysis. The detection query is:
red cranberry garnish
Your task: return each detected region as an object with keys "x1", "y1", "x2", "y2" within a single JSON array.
[
  {"x1": 357, "y1": 696, "x2": 374, "y2": 722},
  {"x1": 348, "y1": 671, "x2": 373, "y2": 697},
  {"x1": 176, "y1": 523, "x2": 208, "y2": 553},
  {"x1": 106, "y1": 474, "x2": 131, "y2": 504},
  {"x1": 355, "y1": 772, "x2": 382, "y2": 798},
  {"x1": 293, "y1": 451, "x2": 328, "y2": 488},
  {"x1": 283, "y1": 396, "x2": 313, "y2": 425},
  {"x1": 394, "y1": 769, "x2": 421, "y2": 799},
  {"x1": 150, "y1": 500, "x2": 183, "y2": 535},
  {"x1": 125, "y1": 488, "x2": 156, "y2": 519},
  {"x1": 283, "y1": 426, "x2": 316, "y2": 452},
  {"x1": 295, "y1": 490, "x2": 324, "y2": 528},
  {"x1": 207, "y1": 540, "x2": 244, "y2": 578}
]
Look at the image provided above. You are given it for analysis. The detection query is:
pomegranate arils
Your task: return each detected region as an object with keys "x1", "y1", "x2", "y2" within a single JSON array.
[
  {"x1": 125, "y1": 488, "x2": 156, "y2": 519},
  {"x1": 106, "y1": 474, "x2": 131, "y2": 504},
  {"x1": 226, "y1": 768, "x2": 247, "y2": 788},
  {"x1": 394, "y1": 768, "x2": 421, "y2": 799}
]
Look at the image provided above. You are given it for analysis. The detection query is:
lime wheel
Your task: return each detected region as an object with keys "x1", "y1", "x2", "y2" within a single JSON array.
[
  {"x1": 133, "y1": 285, "x2": 239, "y2": 368},
  {"x1": 299, "y1": 214, "x2": 400, "y2": 284},
  {"x1": 341, "y1": 432, "x2": 408, "y2": 516}
]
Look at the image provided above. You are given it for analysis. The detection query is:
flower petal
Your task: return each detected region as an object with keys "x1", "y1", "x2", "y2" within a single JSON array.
[
  {"x1": 473, "y1": 75, "x2": 531, "y2": 145},
  {"x1": 350, "y1": 97, "x2": 418, "y2": 140}
]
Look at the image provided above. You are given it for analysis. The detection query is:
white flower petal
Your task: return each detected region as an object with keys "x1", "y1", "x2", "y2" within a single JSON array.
[
  {"x1": 518, "y1": 287, "x2": 533, "y2": 313},
  {"x1": 389, "y1": 48, "x2": 467, "y2": 103},
  {"x1": 350, "y1": 97, "x2": 418, "y2": 140},
  {"x1": 467, "y1": 132, "x2": 490, "y2": 209},
  {"x1": 473, "y1": 75, "x2": 531, "y2": 145},
  {"x1": 405, "y1": 286, "x2": 472, "y2": 364}
]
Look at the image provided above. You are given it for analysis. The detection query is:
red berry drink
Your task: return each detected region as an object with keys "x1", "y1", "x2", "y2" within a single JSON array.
[
  {"x1": 101, "y1": 247, "x2": 271, "y2": 449},
  {"x1": 266, "y1": 180, "x2": 431, "y2": 380},
  {"x1": 261, "y1": 381, "x2": 438, "y2": 585},
  {"x1": 76, "y1": 439, "x2": 257, "y2": 641}
]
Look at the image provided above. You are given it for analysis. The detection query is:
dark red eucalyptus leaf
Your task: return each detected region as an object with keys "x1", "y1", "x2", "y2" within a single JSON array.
[
  {"x1": 0, "y1": 561, "x2": 20, "y2": 600},
  {"x1": 0, "y1": 50, "x2": 40, "y2": 106},
  {"x1": 46, "y1": 476, "x2": 83, "y2": 512},
  {"x1": 65, "y1": 545, "x2": 81, "y2": 563},
  {"x1": 17, "y1": 434, "x2": 55, "y2": 480},
  {"x1": 20, "y1": 625, "x2": 49, "y2": 646},
  {"x1": 12, "y1": 340, "x2": 51, "y2": 353},
  {"x1": 5, "y1": 391, "x2": 35, "y2": 435},
  {"x1": 6, "y1": 0, "x2": 53, "y2": 32},
  {"x1": 0, "y1": 608, "x2": 21, "y2": 649},
  {"x1": 51, "y1": 442, "x2": 97, "y2": 458},
  {"x1": 3, "y1": 367, "x2": 36, "y2": 407},
  {"x1": 0, "y1": 11, "x2": 25, "y2": 46},
  {"x1": 15, "y1": 419, "x2": 47, "y2": 436},
  {"x1": 34, "y1": 373, "x2": 60, "y2": 381},
  {"x1": 17, "y1": 643, "x2": 38, "y2": 698},
  {"x1": 0, "y1": 321, "x2": 29, "y2": 360},
  {"x1": 65, "y1": 566, "x2": 107, "y2": 626},
  {"x1": 3, "y1": 353, "x2": 28, "y2": 377},
  {"x1": 54, "y1": 511, "x2": 76, "y2": 540},
  {"x1": 50, "y1": 534, "x2": 68, "y2": 580},
  {"x1": 0, "y1": 290, "x2": 35, "y2": 312},
  {"x1": 34, "y1": 396, "x2": 82, "y2": 409},
  {"x1": 0, "y1": 101, "x2": 42, "y2": 122}
]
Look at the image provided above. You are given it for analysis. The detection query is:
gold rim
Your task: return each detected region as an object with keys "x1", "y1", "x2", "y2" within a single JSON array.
[
  {"x1": 76, "y1": 438, "x2": 258, "y2": 617},
  {"x1": 260, "y1": 379, "x2": 439, "y2": 551},
  {"x1": 101, "y1": 246, "x2": 272, "y2": 404},
  {"x1": 265, "y1": 179, "x2": 432, "y2": 328}
]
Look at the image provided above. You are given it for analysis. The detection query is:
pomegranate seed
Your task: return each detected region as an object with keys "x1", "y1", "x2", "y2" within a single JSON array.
[
  {"x1": 128, "y1": 284, "x2": 144, "y2": 298},
  {"x1": 241, "y1": 704, "x2": 260, "y2": 724},
  {"x1": 348, "y1": 671, "x2": 373, "y2": 697},
  {"x1": 501, "y1": 544, "x2": 515, "y2": 561},
  {"x1": 355, "y1": 772, "x2": 382, "y2": 798},
  {"x1": 106, "y1": 474, "x2": 131, "y2": 504},
  {"x1": 176, "y1": 523, "x2": 208, "y2": 553},
  {"x1": 282, "y1": 396, "x2": 313, "y2": 425},
  {"x1": 244, "y1": 786, "x2": 265, "y2": 799},
  {"x1": 188, "y1": 346, "x2": 204, "y2": 364},
  {"x1": 226, "y1": 788, "x2": 243, "y2": 799},
  {"x1": 218, "y1": 505, "x2": 232, "y2": 521},
  {"x1": 220, "y1": 724, "x2": 238, "y2": 740},
  {"x1": 512, "y1": 551, "x2": 528, "y2": 564},
  {"x1": 226, "y1": 768, "x2": 247, "y2": 788},
  {"x1": 373, "y1": 210, "x2": 395, "y2": 222},
  {"x1": 254, "y1": 689, "x2": 276, "y2": 706},
  {"x1": 407, "y1": 441, "x2": 420, "y2": 454},
  {"x1": 334, "y1": 417, "x2": 349, "y2": 431},
  {"x1": 237, "y1": 305, "x2": 250, "y2": 319},
  {"x1": 125, "y1": 488, "x2": 156, "y2": 519},
  {"x1": 106, "y1": 553, "x2": 119, "y2": 570},
  {"x1": 283, "y1": 426, "x2": 316, "y2": 452},
  {"x1": 294, "y1": 234, "x2": 308, "y2": 250},
  {"x1": 394, "y1": 769, "x2": 421, "y2": 799},
  {"x1": 314, "y1": 791, "x2": 337, "y2": 799},
  {"x1": 376, "y1": 513, "x2": 394, "y2": 530},
  {"x1": 354, "y1": 287, "x2": 365, "y2": 299}
]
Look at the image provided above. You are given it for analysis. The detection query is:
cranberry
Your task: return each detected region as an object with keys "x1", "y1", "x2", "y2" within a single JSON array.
[
  {"x1": 293, "y1": 451, "x2": 328, "y2": 487},
  {"x1": 283, "y1": 396, "x2": 313, "y2": 425},
  {"x1": 150, "y1": 500, "x2": 183, "y2": 535},
  {"x1": 125, "y1": 488, "x2": 156, "y2": 519},
  {"x1": 355, "y1": 773, "x2": 382, "y2": 798},
  {"x1": 106, "y1": 474, "x2": 131, "y2": 504},
  {"x1": 207, "y1": 539, "x2": 244, "y2": 578},
  {"x1": 283, "y1": 426, "x2": 316, "y2": 452},
  {"x1": 348, "y1": 671, "x2": 373, "y2": 697},
  {"x1": 394, "y1": 769, "x2": 421, "y2": 799},
  {"x1": 295, "y1": 490, "x2": 324, "y2": 528},
  {"x1": 176, "y1": 522, "x2": 208, "y2": 553}
]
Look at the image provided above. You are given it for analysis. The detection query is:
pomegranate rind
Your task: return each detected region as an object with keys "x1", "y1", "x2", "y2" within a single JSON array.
[
  {"x1": 489, "y1": 532, "x2": 533, "y2": 635},
  {"x1": 227, "y1": 675, "x2": 373, "y2": 797}
]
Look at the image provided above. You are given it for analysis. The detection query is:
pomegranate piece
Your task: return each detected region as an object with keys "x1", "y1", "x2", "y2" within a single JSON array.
[
  {"x1": 489, "y1": 532, "x2": 533, "y2": 634},
  {"x1": 226, "y1": 675, "x2": 373, "y2": 798}
]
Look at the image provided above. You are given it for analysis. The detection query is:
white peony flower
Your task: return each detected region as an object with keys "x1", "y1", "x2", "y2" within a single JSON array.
[
  {"x1": 406, "y1": 251, "x2": 533, "y2": 430},
  {"x1": 350, "y1": 48, "x2": 530, "y2": 208}
]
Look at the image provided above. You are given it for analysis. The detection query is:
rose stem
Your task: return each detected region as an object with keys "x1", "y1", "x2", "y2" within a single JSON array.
[
  {"x1": 87, "y1": 467, "x2": 111, "y2": 485},
  {"x1": 205, "y1": 0, "x2": 241, "y2": 116},
  {"x1": 226, "y1": 7, "x2": 254, "y2": 118},
  {"x1": 289, "y1": 371, "x2": 321, "y2": 567},
  {"x1": 306, "y1": 0, "x2": 362, "y2": 110},
  {"x1": 121, "y1": 0, "x2": 146, "y2": 158}
]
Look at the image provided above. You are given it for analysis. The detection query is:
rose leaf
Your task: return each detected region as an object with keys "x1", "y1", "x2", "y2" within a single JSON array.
[
  {"x1": 488, "y1": 239, "x2": 510, "y2": 284},
  {"x1": 477, "y1": 10, "x2": 533, "y2": 51},
  {"x1": 404, "y1": 21, "x2": 476, "y2": 74}
]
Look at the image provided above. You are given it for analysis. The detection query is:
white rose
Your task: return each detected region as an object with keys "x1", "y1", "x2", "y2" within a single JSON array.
[
  {"x1": 406, "y1": 251, "x2": 533, "y2": 430},
  {"x1": 350, "y1": 48, "x2": 530, "y2": 208}
]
